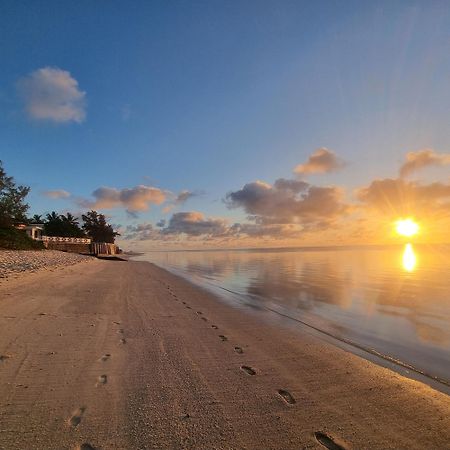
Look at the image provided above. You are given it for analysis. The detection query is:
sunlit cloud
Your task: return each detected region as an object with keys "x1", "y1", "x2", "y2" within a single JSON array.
[
  {"x1": 163, "y1": 211, "x2": 229, "y2": 236},
  {"x1": 356, "y1": 178, "x2": 450, "y2": 219},
  {"x1": 79, "y1": 185, "x2": 167, "y2": 213},
  {"x1": 294, "y1": 148, "x2": 345, "y2": 175},
  {"x1": 17, "y1": 67, "x2": 86, "y2": 123},
  {"x1": 226, "y1": 179, "x2": 349, "y2": 228},
  {"x1": 399, "y1": 149, "x2": 450, "y2": 178},
  {"x1": 123, "y1": 223, "x2": 157, "y2": 240},
  {"x1": 162, "y1": 190, "x2": 200, "y2": 213},
  {"x1": 229, "y1": 222, "x2": 303, "y2": 238},
  {"x1": 42, "y1": 189, "x2": 71, "y2": 199}
]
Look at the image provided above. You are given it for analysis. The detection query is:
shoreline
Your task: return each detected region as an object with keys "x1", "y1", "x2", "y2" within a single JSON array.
[{"x1": 0, "y1": 257, "x2": 449, "y2": 449}]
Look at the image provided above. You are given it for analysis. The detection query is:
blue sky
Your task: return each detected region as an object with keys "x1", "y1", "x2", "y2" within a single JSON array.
[{"x1": 1, "y1": 1, "x2": 450, "y2": 247}]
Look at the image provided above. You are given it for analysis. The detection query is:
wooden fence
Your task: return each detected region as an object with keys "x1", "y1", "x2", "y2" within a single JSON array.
[{"x1": 90, "y1": 242, "x2": 119, "y2": 256}]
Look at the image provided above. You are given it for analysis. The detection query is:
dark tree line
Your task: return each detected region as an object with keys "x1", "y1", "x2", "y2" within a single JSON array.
[{"x1": 31, "y1": 210, "x2": 119, "y2": 243}]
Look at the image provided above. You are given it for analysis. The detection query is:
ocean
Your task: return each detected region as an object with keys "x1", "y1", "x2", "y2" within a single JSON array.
[{"x1": 136, "y1": 244, "x2": 450, "y2": 390}]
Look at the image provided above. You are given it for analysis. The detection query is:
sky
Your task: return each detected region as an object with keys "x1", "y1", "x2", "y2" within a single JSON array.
[{"x1": 1, "y1": 0, "x2": 450, "y2": 249}]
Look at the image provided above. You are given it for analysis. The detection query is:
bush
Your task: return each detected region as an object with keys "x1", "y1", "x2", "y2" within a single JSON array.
[{"x1": 0, "y1": 227, "x2": 45, "y2": 250}]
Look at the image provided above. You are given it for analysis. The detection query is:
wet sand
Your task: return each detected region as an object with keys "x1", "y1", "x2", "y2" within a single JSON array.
[{"x1": 0, "y1": 258, "x2": 449, "y2": 449}]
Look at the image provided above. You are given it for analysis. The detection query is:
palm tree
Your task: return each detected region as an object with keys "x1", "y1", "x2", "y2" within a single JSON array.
[
  {"x1": 60, "y1": 212, "x2": 79, "y2": 227},
  {"x1": 46, "y1": 211, "x2": 60, "y2": 223},
  {"x1": 30, "y1": 214, "x2": 43, "y2": 224}
]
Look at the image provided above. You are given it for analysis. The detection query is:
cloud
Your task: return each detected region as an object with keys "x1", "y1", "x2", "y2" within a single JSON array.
[
  {"x1": 123, "y1": 223, "x2": 157, "y2": 240},
  {"x1": 162, "y1": 190, "x2": 200, "y2": 214},
  {"x1": 174, "y1": 190, "x2": 197, "y2": 205},
  {"x1": 79, "y1": 185, "x2": 167, "y2": 213},
  {"x1": 273, "y1": 178, "x2": 310, "y2": 193},
  {"x1": 229, "y1": 222, "x2": 303, "y2": 238},
  {"x1": 399, "y1": 149, "x2": 450, "y2": 178},
  {"x1": 42, "y1": 189, "x2": 71, "y2": 199},
  {"x1": 356, "y1": 178, "x2": 450, "y2": 218},
  {"x1": 226, "y1": 178, "x2": 348, "y2": 227},
  {"x1": 294, "y1": 148, "x2": 345, "y2": 175},
  {"x1": 17, "y1": 67, "x2": 86, "y2": 123},
  {"x1": 163, "y1": 212, "x2": 229, "y2": 236}
]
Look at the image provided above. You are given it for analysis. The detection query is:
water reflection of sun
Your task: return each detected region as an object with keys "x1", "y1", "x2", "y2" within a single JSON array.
[{"x1": 402, "y1": 243, "x2": 417, "y2": 272}]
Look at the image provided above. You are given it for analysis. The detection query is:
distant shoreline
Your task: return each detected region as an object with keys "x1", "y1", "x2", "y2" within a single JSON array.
[{"x1": 135, "y1": 241, "x2": 450, "y2": 253}]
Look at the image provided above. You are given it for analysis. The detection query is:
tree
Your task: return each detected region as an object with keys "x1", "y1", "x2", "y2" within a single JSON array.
[
  {"x1": 60, "y1": 213, "x2": 85, "y2": 237},
  {"x1": 44, "y1": 211, "x2": 85, "y2": 237},
  {"x1": 30, "y1": 214, "x2": 43, "y2": 224},
  {"x1": 0, "y1": 160, "x2": 30, "y2": 227},
  {"x1": 82, "y1": 210, "x2": 119, "y2": 243}
]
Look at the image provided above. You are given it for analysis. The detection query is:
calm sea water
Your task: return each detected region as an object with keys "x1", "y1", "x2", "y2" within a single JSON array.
[{"x1": 136, "y1": 245, "x2": 450, "y2": 388}]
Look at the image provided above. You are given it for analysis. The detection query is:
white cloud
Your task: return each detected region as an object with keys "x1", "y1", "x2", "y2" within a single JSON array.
[
  {"x1": 43, "y1": 189, "x2": 71, "y2": 199},
  {"x1": 17, "y1": 67, "x2": 86, "y2": 123}
]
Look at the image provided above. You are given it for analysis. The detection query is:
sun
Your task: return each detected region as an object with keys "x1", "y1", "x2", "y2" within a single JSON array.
[{"x1": 395, "y1": 218, "x2": 419, "y2": 237}]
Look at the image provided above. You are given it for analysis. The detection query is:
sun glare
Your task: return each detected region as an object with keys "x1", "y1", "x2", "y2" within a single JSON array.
[
  {"x1": 395, "y1": 218, "x2": 419, "y2": 237},
  {"x1": 402, "y1": 243, "x2": 417, "y2": 272}
]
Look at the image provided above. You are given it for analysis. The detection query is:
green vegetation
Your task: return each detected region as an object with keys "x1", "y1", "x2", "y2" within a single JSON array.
[
  {"x1": 0, "y1": 160, "x2": 30, "y2": 228},
  {"x1": 0, "y1": 227, "x2": 44, "y2": 250},
  {"x1": 82, "y1": 210, "x2": 119, "y2": 243},
  {"x1": 0, "y1": 161, "x2": 40, "y2": 250},
  {"x1": 43, "y1": 212, "x2": 85, "y2": 237}
]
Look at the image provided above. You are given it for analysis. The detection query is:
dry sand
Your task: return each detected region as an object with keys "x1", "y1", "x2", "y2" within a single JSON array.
[{"x1": 0, "y1": 258, "x2": 449, "y2": 450}]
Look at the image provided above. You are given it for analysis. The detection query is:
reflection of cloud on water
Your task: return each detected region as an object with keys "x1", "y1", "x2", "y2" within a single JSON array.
[
  {"x1": 371, "y1": 260, "x2": 450, "y2": 349},
  {"x1": 245, "y1": 260, "x2": 352, "y2": 311},
  {"x1": 376, "y1": 306, "x2": 450, "y2": 347},
  {"x1": 415, "y1": 322, "x2": 450, "y2": 347}
]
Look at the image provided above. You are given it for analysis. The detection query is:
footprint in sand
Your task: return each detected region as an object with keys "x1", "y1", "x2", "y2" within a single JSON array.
[
  {"x1": 96, "y1": 375, "x2": 108, "y2": 386},
  {"x1": 196, "y1": 311, "x2": 203, "y2": 315},
  {"x1": 77, "y1": 444, "x2": 97, "y2": 450},
  {"x1": 186, "y1": 306, "x2": 192, "y2": 309},
  {"x1": 117, "y1": 329, "x2": 124, "y2": 334},
  {"x1": 100, "y1": 354, "x2": 111, "y2": 362},
  {"x1": 0, "y1": 355, "x2": 11, "y2": 362},
  {"x1": 211, "y1": 325, "x2": 218, "y2": 329},
  {"x1": 314, "y1": 432, "x2": 347, "y2": 450},
  {"x1": 234, "y1": 346, "x2": 243, "y2": 354},
  {"x1": 277, "y1": 389, "x2": 296, "y2": 405},
  {"x1": 201, "y1": 317, "x2": 208, "y2": 322},
  {"x1": 120, "y1": 338, "x2": 127, "y2": 344},
  {"x1": 240, "y1": 365, "x2": 256, "y2": 376},
  {"x1": 182, "y1": 301, "x2": 186, "y2": 305},
  {"x1": 68, "y1": 407, "x2": 86, "y2": 427},
  {"x1": 219, "y1": 335, "x2": 228, "y2": 341}
]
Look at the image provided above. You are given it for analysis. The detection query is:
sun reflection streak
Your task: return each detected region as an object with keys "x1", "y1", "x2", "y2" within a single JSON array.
[{"x1": 402, "y1": 243, "x2": 417, "y2": 272}]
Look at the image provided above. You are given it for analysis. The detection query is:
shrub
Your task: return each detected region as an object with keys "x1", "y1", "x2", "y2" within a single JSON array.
[{"x1": 0, "y1": 227, "x2": 45, "y2": 250}]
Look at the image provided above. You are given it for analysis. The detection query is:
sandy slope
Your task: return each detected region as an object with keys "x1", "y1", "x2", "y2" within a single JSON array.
[{"x1": 0, "y1": 259, "x2": 449, "y2": 450}]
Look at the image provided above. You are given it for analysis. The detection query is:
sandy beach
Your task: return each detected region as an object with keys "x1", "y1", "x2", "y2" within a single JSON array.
[{"x1": 0, "y1": 255, "x2": 449, "y2": 450}]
